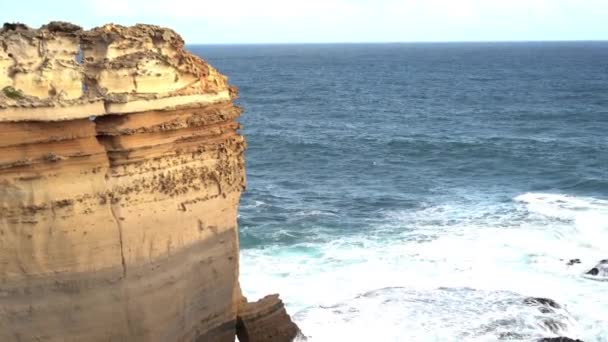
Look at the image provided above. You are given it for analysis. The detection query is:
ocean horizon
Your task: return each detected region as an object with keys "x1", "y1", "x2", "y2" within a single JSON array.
[{"x1": 187, "y1": 40, "x2": 608, "y2": 46}]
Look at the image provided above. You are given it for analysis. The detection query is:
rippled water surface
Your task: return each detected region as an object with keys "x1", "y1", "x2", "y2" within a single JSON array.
[{"x1": 191, "y1": 42, "x2": 608, "y2": 341}]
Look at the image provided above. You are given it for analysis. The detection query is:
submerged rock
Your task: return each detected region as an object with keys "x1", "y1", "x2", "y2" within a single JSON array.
[
  {"x1": 566, "y1": 258, "x2": 581, "y2": 266},
  {"x1": 523, "y1": 297, "x2": 570, "y2": 334},
  {"x1": 540, "y1": 318, "x2": 568, "y2": 334},
  {"x1": 583, "y1": 259, "x2": 608, "y2": 280},
  {"x1": 524, "y1": 297, "x2": 562, "y2": 314}
]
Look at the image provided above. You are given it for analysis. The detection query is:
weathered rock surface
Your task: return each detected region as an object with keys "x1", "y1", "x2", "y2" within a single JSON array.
[
  {"x1": 0, "y1": 22, "x2": 234, "y2": 121},
  {"x1": 236, "y1": 295, "x2": 302, "y2": 342},
  {"x1": 0, "y1": 22, "x2": 297, "y2": 341}
]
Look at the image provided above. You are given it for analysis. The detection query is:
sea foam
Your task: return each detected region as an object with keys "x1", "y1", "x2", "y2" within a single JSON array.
[{"x1": 240, "y1": 192, "x2": 608, "y2": 341}]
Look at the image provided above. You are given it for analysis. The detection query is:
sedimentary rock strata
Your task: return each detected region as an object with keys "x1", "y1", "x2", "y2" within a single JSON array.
[
  {"x1": 237, "y1": 295, "x2": 301, "y2": 342},
  {"x1": 0, "y1": 22, "x2": 234, "y2": 121},
  {"x1": 0, "y1": 22, "x2": 297, "y2": 341}
]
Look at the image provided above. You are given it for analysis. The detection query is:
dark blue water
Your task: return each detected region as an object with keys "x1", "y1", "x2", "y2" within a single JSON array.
[{"x1": 192, "y1": 43, "x2": 608, "y2": 341}]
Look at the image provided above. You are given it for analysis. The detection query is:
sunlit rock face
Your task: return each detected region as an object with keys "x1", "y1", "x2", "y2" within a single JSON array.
[
  {"x1": 0, "y1": 22, "x2": 297, "y2": 342},
  {"x1": 0, "y1": 22, "x2": 234, "y2": 121},
  {"x1": 81, "y1": 23, "x2": 233, "y2": 114},
  {"x1": 0, "y1": 22, "x2": 83, "y2": 100}
]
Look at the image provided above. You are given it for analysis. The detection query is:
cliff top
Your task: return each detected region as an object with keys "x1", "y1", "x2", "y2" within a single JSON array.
[{"x1": 0, "y1": 21, "x2": 235, "y2": 122}]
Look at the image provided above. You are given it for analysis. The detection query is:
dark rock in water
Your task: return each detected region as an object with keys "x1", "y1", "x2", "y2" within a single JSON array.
[
  {"x1": 524, "y1": 297, "x2": 561, "y2": 313},
  {"x1": 498, "y1": 331, "x2": 526, "y2": 340},
  {"x1": 524, "y1": 297, "x2": 561, "y2": 309},
  {"x1": 584, "y1": 260, "x2": 608, "y2": 279},
  {"x1": 522, "y1": 298, "x2": 568, "y2": 333},
  {"x1": 567, "y1": 258, "x2": 581, "y2": 266},
  {"x1": 541, "y1": 318, "x2": 568, "y2": 333},
  {"x1": 538, "y1": 337, "x2": 584, "y2": 342}
]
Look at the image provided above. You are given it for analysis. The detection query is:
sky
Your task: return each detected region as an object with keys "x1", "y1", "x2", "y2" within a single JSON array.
[{"x1": 1, "y1": 0, "x2": 607, "y2": 44}]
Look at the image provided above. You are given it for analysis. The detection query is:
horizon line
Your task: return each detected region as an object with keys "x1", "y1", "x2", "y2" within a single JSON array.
[{"x1": 186, "y1": 39, "x2": 608, "y2": 46}]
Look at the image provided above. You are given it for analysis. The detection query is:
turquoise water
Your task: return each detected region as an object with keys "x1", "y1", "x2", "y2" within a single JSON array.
[{"x1": 192, "y1": 43, "x2": 608, "y2": 341}]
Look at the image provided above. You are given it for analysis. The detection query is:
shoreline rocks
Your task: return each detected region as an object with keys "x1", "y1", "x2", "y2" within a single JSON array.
[
  {"x1": 584, "y1": 259, "x2": 608, "y2": 279},
  {"x1": 237, "y1": 295, "x2": 302, "y2": 342}
]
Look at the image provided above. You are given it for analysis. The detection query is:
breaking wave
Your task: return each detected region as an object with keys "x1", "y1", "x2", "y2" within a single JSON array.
[{"x1": 241, "y1": 193, "x2": 608, "y2": 341}]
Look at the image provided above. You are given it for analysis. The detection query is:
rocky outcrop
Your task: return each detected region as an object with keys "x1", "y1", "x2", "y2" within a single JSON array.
[
  {"x1": 584, "y1": 259, "x2": 608, "y2": 280},
  {"x1": 523, "y1": 297, "x2": 570, "y2": 336},
  {"x1": 0, "y1": 22, "x2": 234, "y2": 121},
  {"x1": 566, "y1": 258, "x2": 581, "y2": 266},
  {"x1": 236, "y1": 295, "x2": 302, "y2": 342},
  {"x1": 523, "y1": 297, "x2": 562, "y2": 313},
  {"x1": 0, "y1": 22, "x2": 297, "y2": 341}
]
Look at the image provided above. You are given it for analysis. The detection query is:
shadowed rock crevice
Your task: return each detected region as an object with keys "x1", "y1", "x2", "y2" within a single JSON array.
[{"x1": 109, "y1": 202, "x2": 128, "y2": 278}]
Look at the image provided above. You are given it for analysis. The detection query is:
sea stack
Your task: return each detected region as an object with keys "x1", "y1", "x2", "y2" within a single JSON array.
[{"x1": 0, "y1": 22, "x2": 299, "y2": 341}]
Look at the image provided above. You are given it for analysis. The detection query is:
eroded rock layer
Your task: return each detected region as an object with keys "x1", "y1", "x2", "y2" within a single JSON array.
[
  {"x1": 0, "y1": 22, "x2": 297, "y2": 342},
  {"x1": 0, "y1": 22, "x2": 235, "y2": 121},
  {"x1": 237, "y1": 295, "x2": 302, "y2": 342}
]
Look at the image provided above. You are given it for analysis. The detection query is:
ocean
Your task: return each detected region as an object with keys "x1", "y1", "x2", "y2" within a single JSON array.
[{"x1": 190, "y1": 42, "x2": 608, "y2": 341}]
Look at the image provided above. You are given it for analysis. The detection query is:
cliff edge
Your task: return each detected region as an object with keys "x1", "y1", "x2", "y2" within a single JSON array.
[{"x1": 0, "y1": 22, "x2": 299, "y2": 341}]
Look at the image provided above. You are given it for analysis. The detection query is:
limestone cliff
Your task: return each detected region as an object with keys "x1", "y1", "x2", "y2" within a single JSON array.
[{"x1": 0, "y1": 22, "x2": 299, "y2": 341}]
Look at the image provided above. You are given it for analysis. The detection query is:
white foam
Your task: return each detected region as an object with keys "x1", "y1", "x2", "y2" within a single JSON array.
[
  {"x1": 516, "y1": 192, "x2": 608, "y2": 251},
  {"x1": 295, "y1": 288, "x2": 579, "y2": 341},
  {"x1": 515, "y1": 192, "x2": 608, "y2": 221},
  {"x1": 240, "y1": 192, "x2": 608, "y2": 341},
  {"x1": 294, "y1": 210, "x2": 339, "y2": 217}
]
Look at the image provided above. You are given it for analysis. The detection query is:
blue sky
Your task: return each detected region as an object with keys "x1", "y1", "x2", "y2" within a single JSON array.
[{"x1": 1, "y1": 0, "x2": 607, "y2": 43}]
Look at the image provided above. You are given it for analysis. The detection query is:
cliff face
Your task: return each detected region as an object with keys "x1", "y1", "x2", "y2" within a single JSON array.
[{"x1": 0, "y1": 22, "x2": 298, "y2": 341}]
